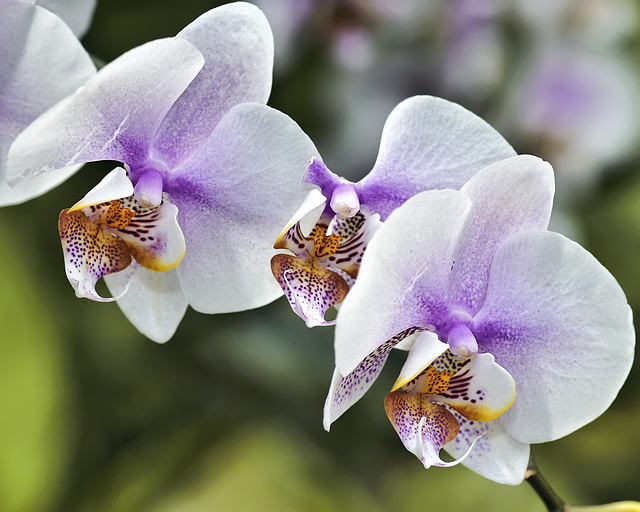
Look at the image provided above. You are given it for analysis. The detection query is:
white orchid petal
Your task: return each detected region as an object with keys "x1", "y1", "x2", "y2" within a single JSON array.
[
  {"x1": 7, "y1": 38, "x2": 204, "y2": 183},
  {"x1": 450, "y1": 155, "x2": 555, "y2": 314},
  {"x1": 170, "y1": 103, "x2": 318, "y2": 314},
  {"x1": 151, "y1": 2, "x2": 274, "y2": 167},
  {"x1": 445, "y1": 411, "x2": 530, "y2": 485},
  {"x1": 106, "y1": 264, "x2": 189, "y2": 343},
  {"x1": 68, "y1": 167, "x2": 133, "y2": 212},
  {"x1": 473, "y1": 230, "x2": 635, "y2": 444},
  {"x1": 335, "y1": 189, "x2": 472, "y2": 376},
  {"x1": 0, "y1": 2, "x2": 95, "y2": 205},
  {"x1": 357, "y1": 95, "x2": 516, "y2": 220}
]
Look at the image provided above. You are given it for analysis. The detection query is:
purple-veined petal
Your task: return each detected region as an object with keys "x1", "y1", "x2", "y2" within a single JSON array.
[
  {"x1": 68, "y1": 167, "x2": 133, "y2": 212},
  {"x1": 323, "y1": 327, "x2": 422, "y2": 430},
  {"x1": 392, "y1": 332, "x2": 449, "y2": 391},
  {"x1": 271, "y1": 253, "x2": 349, "y2": 327},
  {"x1": 449, "y1": 155, "x2": 554, "y2": 314},
  {"x1": 385, "y1": 392, "x2": 472, "y2": 468},
  {"x1": 445, "y1": 410, "x2": 530, "y2": 485},
  {"x1": 473, "y1": 230, "x2": 635, "y2": 444},
  {"x1": 356, "y1": 95, "x2": 516, "y2": 220},
  {"x1": 0, "y1": 2, "x2": 95, "y2": 206},
  {"x1": 436, "y1": 353, "x2": 516, "y2": 423},
  {"x1": 105, "y1": 264, "x2": 189, "y2": 343},
  {"x1": 36, "y1": 0, "x2": 97, "y2": 38},
  {"x1": 167, "y1": 103, "x2": 318, "y2": 314},
  {"x1": 335, "y1": 189, "x2": 473, "y2": 376},
  {"x1": 6, "y1": 38, "x2": 204, "y2": 183},
  {"x1": 116, "y1": 194, "x2": 186, "y2": 272},
  {"x1": 151, "y1": 2, "x2": 274, "y2": 168}
]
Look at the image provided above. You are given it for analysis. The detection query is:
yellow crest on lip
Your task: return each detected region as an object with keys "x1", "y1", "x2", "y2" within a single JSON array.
[
  {"x1": 313, "y1": 225, "x2": 342, "y2": 258},
  {"x1": 105, "y1": 200, "x2": 136, "y2": 229}
]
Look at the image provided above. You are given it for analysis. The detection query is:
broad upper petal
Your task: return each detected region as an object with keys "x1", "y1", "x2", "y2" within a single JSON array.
[
  {"x1": 6, "y1": 38, "x2": 204, "y2": 183},
  {"x1": 335, "y1": 189, "x2": 473, "y2": 376},
  {"x1": 151, "y1": 2, "x2": 274, "y2": 168},
  {"x1": 444, "y1": 411, "x2": 530, "y2": 485},
  {"x1": 168, "y1": 103, "x2": 319, "y2": 313},
  {"x1": 0, "y1": 3, "x2": 95, "y2": 205},
  {"x1": 473, "y1": 230, "x2": 635, "y2": 444},
  {"x1": 449, "y1": 155, "x2": 554, "y2": 314},
  {"x1": 105, "y1": 264, "x2": 189, "y2": 343},
  {"x1": 357, "y1": 95, "x2": 516, "y2": 220}
]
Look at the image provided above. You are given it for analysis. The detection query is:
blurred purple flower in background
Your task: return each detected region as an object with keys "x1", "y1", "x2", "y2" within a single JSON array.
[
  {"x1": 7, "y1": 2, "x2": 319, "y2": 342},
  {"x1": 324, "y1": 155, "x2": 634, "y2": 484}
]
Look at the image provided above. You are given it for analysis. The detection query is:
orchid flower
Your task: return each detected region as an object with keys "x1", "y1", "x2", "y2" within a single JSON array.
[
  {"x1": 7, "y1": 2, "x2": 319, "y2": 342},
  {"x1": 0, "y1": 0, "x2": 96, "y2": 206},
  {"x1": 324, "y1": 154, "x2": 634, "y2": 484},
  {"x1": 271, "y1": 95, "x2": 516, "y2": 327}
]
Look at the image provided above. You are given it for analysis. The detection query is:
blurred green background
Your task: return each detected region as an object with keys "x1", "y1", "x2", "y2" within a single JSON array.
[{"x1": 2, "y1": 0, "x2": 640, "y2": 510}]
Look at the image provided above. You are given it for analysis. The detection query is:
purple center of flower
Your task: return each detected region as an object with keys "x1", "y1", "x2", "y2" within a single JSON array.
[
  {"x1": 329, "y1": 182, "x2": 360, "y2": 218},
  {"x1": 446, "y1": 324, "x2": 478, "y2": 358},
  {"x1": 133, "y1": 168, "x2": 164, "y2": 207}
]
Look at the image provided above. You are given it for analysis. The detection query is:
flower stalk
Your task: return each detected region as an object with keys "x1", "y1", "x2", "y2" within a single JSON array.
[
  {"x1": 525, "y1": 455, "x2": 566, "y2": 512},
  {"x1": 526, "y1": 456, "x2": 640, "y2": 512}
]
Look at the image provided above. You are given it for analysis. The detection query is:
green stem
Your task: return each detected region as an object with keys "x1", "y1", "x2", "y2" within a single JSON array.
[{"x1": 525, "y1": 455, "x2": 566, "y2": 512}]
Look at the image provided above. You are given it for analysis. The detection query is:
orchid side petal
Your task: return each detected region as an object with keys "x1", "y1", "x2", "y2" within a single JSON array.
[
  {"x1": 473, "y1": 230, "x2": 635, "y2": 444},
  {"x1": 449, "y1": 155, "x2": 555, "y2": 314},
  {"x1": 105, "y1": 263, "x2": 189, "y2": 343},
  {"x1": 444, "y1": 411, "x2": 530, "y2": 485},
  {"x1": 7, "y1": 38, "x2": 204, "y2": 183},
  {"x1": 357, "y1": 95, "x2": 516, "y2": 220},
  {"x1": 392, "y1": 332, "x2": 449, "y2": 392},
  {"x1": 323, "y1": 327, "x2": 422, "y2": 430},
  {"x1": 151, "y1": 2, "x2": 274, "y2": 167},
  {"x1": 335, "y1": 189, "x2": 473, "y2": 376},
  {"x1": 437, "y1": 353, "x2": 516, "y2": 423}
]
